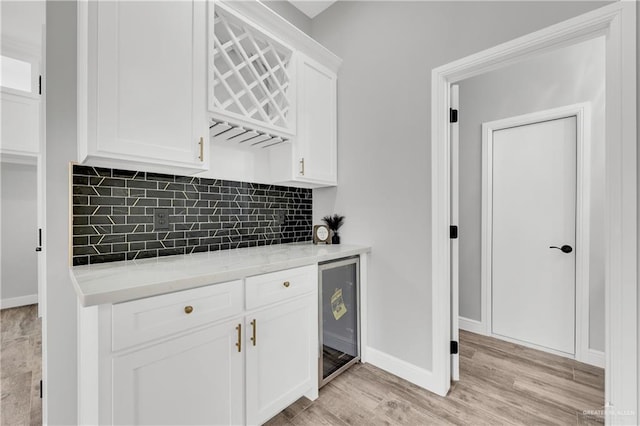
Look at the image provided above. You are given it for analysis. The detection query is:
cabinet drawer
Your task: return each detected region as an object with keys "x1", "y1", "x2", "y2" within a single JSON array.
[
  {"x1": 112, "y1": 280, "x2": 243, "y2": 351},
  {"x1": 245, "y1": 265, "x2": 317, "y2": 310}
]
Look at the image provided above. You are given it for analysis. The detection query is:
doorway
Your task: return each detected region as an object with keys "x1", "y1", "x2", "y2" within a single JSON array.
[
  {"x1": 0, "y1": 1, "x2": 46, "y2": 424},
  {"x1": 451, "y1": 35, "x2": 605, "y2": 377},
  {"x1": 431, "y1": 2, "x2": 637, "y2": 422}
]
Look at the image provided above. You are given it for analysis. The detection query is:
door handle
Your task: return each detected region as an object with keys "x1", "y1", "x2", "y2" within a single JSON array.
[{"x1": 549, "y1": 245, "x2": 573, "y2": 254}]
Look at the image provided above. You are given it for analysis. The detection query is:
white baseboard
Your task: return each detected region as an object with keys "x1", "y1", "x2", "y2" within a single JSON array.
[
  {"x1": 458, "y1": 316, "x2": 485, "y2": 334},
  {"x1": 584, "y1": 348, "x2": 605, "y2": 368},
  {"x1": 365, "y1": 346, "x2": 438, "y2": 393},
  {"x1": 1, "y1": 294, "x2": 38, "y2": 309}
]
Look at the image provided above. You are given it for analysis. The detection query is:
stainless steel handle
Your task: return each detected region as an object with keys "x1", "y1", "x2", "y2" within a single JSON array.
[
  {"x1": 299, "y1": 158, "x2": 305, "y2": 175},
  {"x1": 198, "y1": 137, "x2": 204, "y2": 162}
]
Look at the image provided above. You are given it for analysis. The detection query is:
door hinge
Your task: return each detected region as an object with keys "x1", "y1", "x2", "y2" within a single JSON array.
[
  {"x1": 450, "y1": 341, "x2": 459, "y2": 355},
  {"x1": 450, "y1": 225, "x2": 458, "y2": 239},
  {"x1": 36, "y1": 228, "x2": 42, "y2": 252},
  {"x1": 38, "y1": 75, "x2": 42, "y2": 95},
  {"x1": 40, "y1": 380, "x2": 43, "y2": 398},
  {"x1": 450, "y1": 108, "x2": 458, "y2": 123}
]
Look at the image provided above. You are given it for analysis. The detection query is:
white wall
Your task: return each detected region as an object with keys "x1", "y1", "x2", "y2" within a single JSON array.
[
  {"x1": 263, "y1": 0, "x2": 312, "y2": 35},
  {"x1": 0, "y1": 163, "x2": 38, "y2": 305},
  {"x1": 637, "y1": 3, "x2": 640, "y2": 409},
  {"x1": 457, "y1": 37, "x2": 606, "y2": 352},
  {"x1": 311, "y1": 1, "x2": 608, "y2": 372},
  {"x1": 0, "y1": 0, "x2": 46, "y2": 49},
  {"x1": 44, "y1": 1, "x2": 77, "y2": 423}
]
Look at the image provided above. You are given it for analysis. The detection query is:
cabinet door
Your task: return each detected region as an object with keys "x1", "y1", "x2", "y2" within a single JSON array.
[
  {"x1": 246, "y1": 295, "x2": 318, "y2": 425},
  {"x1": 296, "y1": 55, "x2": 337, "y2": 185},
  {"x1": 113, "y1": 319, "x2": 243, "y2": 426},
  {"x1": 90, "y1": 1, "x2": 208, "y2": 169},
  {"x1": 1, "y1": 91, "x2": 40, "y2": 157}
]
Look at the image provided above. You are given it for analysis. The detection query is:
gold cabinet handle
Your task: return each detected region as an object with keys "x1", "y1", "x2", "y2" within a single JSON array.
[
  {"x1": 299, "y1": 158, "x2": 305, "y2": 175},
  {"x1": 184, "y1": 305, "x2": 194, "y2": 314},
  {"x1": 283, "y1": 281, "x2": 290, "y2": 288},
  {"x1": 235, "y1": 324, "x2": 242, "y2": 352},
  {"x1": 251, "y1": 319, "x2": 257, "y2": 346},
  {"x1": 198, "y1": 137, "x2": 204, "y2": 162}
]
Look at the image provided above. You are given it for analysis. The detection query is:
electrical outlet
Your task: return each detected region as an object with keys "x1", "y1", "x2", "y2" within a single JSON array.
[
  {"x1": 154, "y1": 208, "x2": 170, "y2": 231},
  {"x1": 277, "y1": 212, "x2": 286, "y2": 226}
]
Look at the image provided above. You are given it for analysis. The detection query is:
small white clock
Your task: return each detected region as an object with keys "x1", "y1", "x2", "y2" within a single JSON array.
[{"x1": 313, "y1": 225, "x2": 331, "y2": 244}]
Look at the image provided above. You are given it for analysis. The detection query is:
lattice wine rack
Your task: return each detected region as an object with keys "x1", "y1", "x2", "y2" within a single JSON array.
[{"x1": 210, "y1": 4, "x2": 295, "y2": 147}]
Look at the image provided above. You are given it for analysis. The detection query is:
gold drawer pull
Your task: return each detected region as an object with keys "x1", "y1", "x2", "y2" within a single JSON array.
[
  {"x1": 235, "y1": 324, "x2": 242, "y2": 352},
  {"x1": 184, "y1": 305, "x2": 194, "y2": 314},
  {"x1": 251, "y1": 319, "x2": 257, "y2": 346},
  {"x1": 283, "y1": 281, "x2": 290, "y2": 288}
]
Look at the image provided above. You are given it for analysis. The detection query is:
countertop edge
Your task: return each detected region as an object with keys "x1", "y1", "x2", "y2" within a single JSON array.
[{"x1": 72, "y1": 245, "x2": 371, "y2": 307}]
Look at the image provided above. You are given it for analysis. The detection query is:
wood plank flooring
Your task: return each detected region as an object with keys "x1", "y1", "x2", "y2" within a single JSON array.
[
  {"x1": 266, "y1": 330, "x2": 605, "y2": 426},
  {"x1": 0, "y1": 306, "x2": 604, "y2": 426},
  {"x1": 1, "y1": 304, "x2": 42, "y2": 425}
]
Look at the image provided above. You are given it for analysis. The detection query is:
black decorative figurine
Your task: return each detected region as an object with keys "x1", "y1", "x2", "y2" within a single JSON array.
[{"x1": 322, "y1": 214, "x2": 345, "y2": 244}]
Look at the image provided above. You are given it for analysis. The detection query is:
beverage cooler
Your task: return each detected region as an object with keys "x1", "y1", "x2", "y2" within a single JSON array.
[{"x1": 318, "y1": 256, "x2": 360, "y2": 387}]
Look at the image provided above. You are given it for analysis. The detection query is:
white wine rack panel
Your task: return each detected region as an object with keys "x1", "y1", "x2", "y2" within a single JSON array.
[{"x1": 210, "y1": 4, "x2": 295, "y2": 135}]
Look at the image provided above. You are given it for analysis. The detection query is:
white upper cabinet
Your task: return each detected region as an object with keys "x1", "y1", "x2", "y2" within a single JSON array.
[
  {"x1": 1, "y1": 41, "x2": 42, "y2": 162},
  {"x1": 297, "y1": 56, "x2": 337, "y2": 184},
  {"x1": 77, "y1": 0, "x2": 340, "y2": 185},
  {"x1": 271, "y1": 54, "x2": 337, "y2": 187},
  {"x1": 208, "y1": 1, "x2": 341, "y2": 188},
  {"x1": 1, "y1": 91, "x2": 40, "y2": 160},
  {"x1": 78, "y1": 1, "x2": 209, "y2": 173}
]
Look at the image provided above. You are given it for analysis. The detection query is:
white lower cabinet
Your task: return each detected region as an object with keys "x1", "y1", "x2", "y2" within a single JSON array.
[
  {"x1": 79, "y1": 266, "x2": 318, "y2": 425},
  {"x1": 246, "y1": 295, "x2": 317, "y2": 425},
  {"x1": 112, "y1": 319, "x2": 244, "y2": 426}
]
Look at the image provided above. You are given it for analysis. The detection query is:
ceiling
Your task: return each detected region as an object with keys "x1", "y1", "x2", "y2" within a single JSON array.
[{"x1": 287, "y1": 1, "x2": 337, "y2": 19}]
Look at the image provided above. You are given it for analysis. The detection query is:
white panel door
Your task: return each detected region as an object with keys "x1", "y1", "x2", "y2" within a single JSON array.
[
  {"x1": 491, "y1": 117, "x2": 576, "y2": 355},
  {"x1": 112, "y1": 319, "x2": 244, "y2": 426},
  {"x1": 94, "y1": 1, "x2": 207, "y2": 168},
  {"x1": 245, "y1": 295, "x2": 317, "y2": 425}
]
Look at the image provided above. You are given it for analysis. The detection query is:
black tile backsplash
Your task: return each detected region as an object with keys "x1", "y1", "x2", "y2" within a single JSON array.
[{"x1": 71, "y1": 165, "x2": 312, "y2": 266}]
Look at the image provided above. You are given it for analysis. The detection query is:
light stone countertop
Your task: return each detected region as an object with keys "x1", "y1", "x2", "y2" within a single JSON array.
[{"x1": 70, "y1": 242, "x2": 371, "y2": 306}]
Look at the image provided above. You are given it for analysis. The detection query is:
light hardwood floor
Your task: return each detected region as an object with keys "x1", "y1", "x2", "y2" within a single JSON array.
[
  {"x1": 1, "y1": 304, "x2": 42, "y2": 425},
  {"x1": 0, "y1": 306, "x2": 604, "y2": 426},
  {"x1": 266, "y1": 330, "x2": 605, "y2": 426}
]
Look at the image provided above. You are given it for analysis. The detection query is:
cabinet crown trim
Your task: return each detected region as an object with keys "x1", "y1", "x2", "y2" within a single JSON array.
[{"x1": 221, "y1": 0, "x2": 342, "y2": 72}]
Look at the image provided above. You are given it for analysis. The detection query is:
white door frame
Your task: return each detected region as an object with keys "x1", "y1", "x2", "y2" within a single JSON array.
[
  {"x1": 430, "y1": 2, "x2": 636, "y2": 423},
  {"x1": 481, "y1": 103, "x2": 599, "y2": 366},
  {"x1": 450, "y1": 85, "x2": 459, "y2": 382}
]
